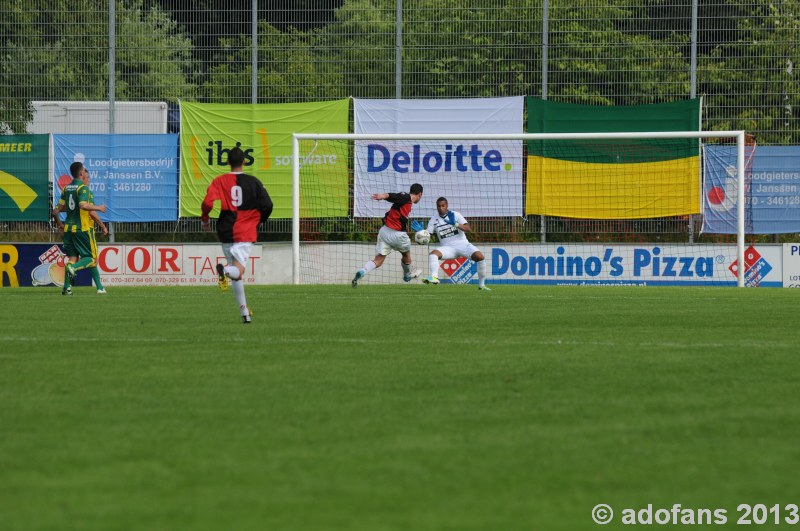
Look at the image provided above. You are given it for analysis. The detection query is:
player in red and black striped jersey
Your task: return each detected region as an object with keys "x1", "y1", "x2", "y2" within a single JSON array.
[
  {"x1": 352, "y1": 183, "x2": 424, "y2": 287},
  {"x1": 201, "y1": 147, "x2": 273, "y2": 324}
]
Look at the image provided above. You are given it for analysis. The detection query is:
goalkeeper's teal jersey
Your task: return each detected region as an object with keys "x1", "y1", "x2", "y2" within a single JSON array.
[{"x1": 59, "y1": 179, "x2": 94, "y2": 232}]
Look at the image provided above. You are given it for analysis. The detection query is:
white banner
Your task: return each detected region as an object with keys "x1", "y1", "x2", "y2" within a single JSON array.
[
  {"x1": 353, "y1": 97, "x2": 524, "y2": 218},
  {"x1": 783, "y1": 244, "x2": 800, "y2": 287},
  {"x1": 296, "y1": 243, "x2": 784, "y2": 287},
  {"x1": 488, "y1": 244, "x2": 783, "y2": 287},
  {"x1": 95, "y1": 244, "x2": 268, "y2": 286}
]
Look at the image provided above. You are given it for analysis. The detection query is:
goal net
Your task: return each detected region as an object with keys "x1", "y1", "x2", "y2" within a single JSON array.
[{"x1": 292, "y1": 132, "x2": 748, "y2": 287}]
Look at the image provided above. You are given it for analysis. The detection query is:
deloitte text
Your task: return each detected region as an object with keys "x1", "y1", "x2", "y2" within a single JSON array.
[{"x1": 367, "y1": 144, "x2": 504, "y2": 173}]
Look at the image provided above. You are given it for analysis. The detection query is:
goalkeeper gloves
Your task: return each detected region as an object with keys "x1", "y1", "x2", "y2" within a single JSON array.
[
  {"x1": 411, "y1": 220, "x2": 426, "y2": 232},
  {"x1": 445, "y1": 211, "x2": 458, "y2": 227}
]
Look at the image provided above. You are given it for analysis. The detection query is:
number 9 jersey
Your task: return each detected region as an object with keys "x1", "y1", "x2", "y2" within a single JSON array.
[{"x1": 201, "y1": 171, "x2": 273, "y2": 243}]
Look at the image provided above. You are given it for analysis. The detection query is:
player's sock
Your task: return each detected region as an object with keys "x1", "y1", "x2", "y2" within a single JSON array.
[
  {"x1": 62, "y1": 264, "x2": 72, "y2": 291},
  {"x1": 232, "y1": 279, "x2": 248, "y2": 316},
  {"x1": 224, "y1": 265, "x2": 241, "y2": 280},
  {"x1": 361, "y1": 260, "x2": 377, "y2": 276},
  {"x1": 73, "y1": 256, "x2": 93, "y2": 272},
  {"x1": 477, "y1": 259, "x2": 487, "y2": 288},
  {"x1": 401, "y1": 261, "x2": 411, "y2": 276},
  {"x1": 429, "y1": 254, "x2": 439, "y2": 278},
  {"x1": 90, "y1": 267, "x2": 104, "y2": 291}
]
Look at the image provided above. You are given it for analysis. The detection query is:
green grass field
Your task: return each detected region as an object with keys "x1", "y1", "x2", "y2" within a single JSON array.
[{"x1": 1, "y1": 285, "x2": 799, "y2": 530}]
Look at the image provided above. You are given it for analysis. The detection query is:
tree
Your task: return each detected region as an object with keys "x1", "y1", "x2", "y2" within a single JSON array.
[
  {"x1": 200, "y1": 23, "x2": 346, "y2": 102},
  {"x1": 0, "y1": 0, "x2": 195, "y2": 133},
  {"x1": 698, "y1": 0, "x2": 800, "y2": 144}
]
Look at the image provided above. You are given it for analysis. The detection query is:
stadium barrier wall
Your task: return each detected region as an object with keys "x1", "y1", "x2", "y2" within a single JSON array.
[{"x1": 1, "y1": 242, "x2": 795, "y2": 288}]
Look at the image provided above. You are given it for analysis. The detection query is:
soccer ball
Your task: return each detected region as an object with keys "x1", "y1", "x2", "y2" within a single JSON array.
[{"x1": 414, "y1": 230, "x2": 431, "y2": 245}]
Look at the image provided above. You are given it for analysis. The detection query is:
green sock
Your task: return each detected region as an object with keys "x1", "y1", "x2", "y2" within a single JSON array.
[
  {"x1": 63, "y1": 265, "x2": 72, "y2": 289},
  {"x1": 73, "y1": 257, "x2": 93, "y2": 272},
  {"x1": 90, "y1": 267, "x2": 104, "y2": 291}
]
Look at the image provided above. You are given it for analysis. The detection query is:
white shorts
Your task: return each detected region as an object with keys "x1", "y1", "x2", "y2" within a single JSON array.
[
  {"x1": 435, "y1": 241, "x2": 480, "y2": 260},
  {"x1": 222, "y1": 242, "x2": 253, "y2": 267},
  {"x1": 375, "y1": 225, "x2": 411, "y2": 256}
]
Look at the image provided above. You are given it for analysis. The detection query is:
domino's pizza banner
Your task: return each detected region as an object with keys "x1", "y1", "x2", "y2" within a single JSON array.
[
  {"x1": 53, "y1": 134, "x2": 179, "y2": 222},
  {"x1": 485, "y1": 243, "x2": 782, "y2": 287},
  {"x1": 702, "y1": 145, "x2": 800, "y2": 234},
  {"x1": 353, "y1": 97, "x2": 524, "y2": 218}
]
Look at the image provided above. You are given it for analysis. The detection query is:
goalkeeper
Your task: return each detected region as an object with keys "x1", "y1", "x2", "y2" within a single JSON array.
[{"x1": 421, "y1": 197, "x2": 490, "y2": 290}]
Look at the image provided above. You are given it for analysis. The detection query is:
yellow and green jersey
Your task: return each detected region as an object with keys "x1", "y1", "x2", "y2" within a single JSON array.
[{"x1": 58, "y1": 178, "x2": 95, "y2": 232}]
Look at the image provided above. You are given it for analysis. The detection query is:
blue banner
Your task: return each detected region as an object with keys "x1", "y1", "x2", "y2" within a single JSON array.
[
  {"x1": 0, "y1": 243, "x2": 92, "y2": 288},
  {"x1": 703, "y1": 146, "x2": 800, "y2": 234},
  {"x1": 53, "y1": 134, "x2": 178, "y2": 222}
]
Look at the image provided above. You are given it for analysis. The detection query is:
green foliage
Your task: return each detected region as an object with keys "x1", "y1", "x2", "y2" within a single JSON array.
[
  {"x1": 200, "y1": 23, "x2": 347, "y2": 103},
  {"x1": 0, "y1": 0, "x2": 195, "y2": 132}
]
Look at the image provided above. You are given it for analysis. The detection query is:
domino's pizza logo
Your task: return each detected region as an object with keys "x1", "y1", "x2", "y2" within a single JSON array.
[
  {"x1": 728, "y1": 246, "x2": 772, "y2": 287},
  {"x1": 441, "y1": 257, "x2": 476, "y2": 285}
]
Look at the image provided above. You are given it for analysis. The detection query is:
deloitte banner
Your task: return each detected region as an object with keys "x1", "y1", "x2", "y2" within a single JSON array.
[
  {"x1": 180, "y1": 100, "x2": 349, "y2": 218},
  {"x1": 53, "y1": 134, "x2": 179, "y2": 222},
  {"x1": 353, "y1": 97, "x2": 524, "y2": 218},
  {"x1": 0, "y1": 135, "x2": 49, "y2": 221},
  {"x1": 703, "y1": 146, "x2": 800, "y2": 234},
  {"x1": 526, "y1": 99, "x2": 701, "y2": 219}
]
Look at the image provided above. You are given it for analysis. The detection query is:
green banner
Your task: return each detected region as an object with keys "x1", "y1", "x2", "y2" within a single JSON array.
[
  {"x1": 526, "y1": 98, "x2": 701, "y2": 161},
  {"x1": 525, "y1": 99, "x2": 702, "y2": 219},
  {"x1": 0, "y1": 135, "x2": 50, "y2": 221},
  {"x1": 180, "y1": 99, "x2": 350, "y2": 218}
]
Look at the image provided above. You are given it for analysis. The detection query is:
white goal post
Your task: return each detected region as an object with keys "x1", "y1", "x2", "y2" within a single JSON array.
[{"x1": 292, "y1": 131, "x2": 747, "y2": 287}]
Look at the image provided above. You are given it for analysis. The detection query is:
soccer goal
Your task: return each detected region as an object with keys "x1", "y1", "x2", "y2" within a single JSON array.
[{"x1": 292, "y1": 132, "x2": 748, "y2": 287}]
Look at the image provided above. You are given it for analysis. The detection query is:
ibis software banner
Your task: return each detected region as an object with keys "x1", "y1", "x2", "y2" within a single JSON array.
[
  {"x1": 526, "y1": 99, "x2": 701, "y2": 219},
  {"x1": 53, "y1": 134, "x2": 179, "y2": 222},
  {"x1": 180, "y1": 99, "x2": 349, "y2": 218},
  {"x1": 0, "y1": 135, "x2": 49, "y2": 221},
  {"x1": 703, "y1": 146, "x2": 800, "y2": 234},
  {"x1": 353, "y1": 97, "x2": 524, "y2": 218}
]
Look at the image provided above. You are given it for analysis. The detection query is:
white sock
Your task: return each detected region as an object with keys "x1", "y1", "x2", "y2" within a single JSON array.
[
  {"x1": 232, "y1": 279, "x2": 248, "y2": 315},
  {"x1": 225, "y1": 265, "x2": 241, "y2": 280},
  {"x1": 401, "y1": 261, "x2": 411, "y2": 275},
  {"x1": 477, "y1": 259, "x2": 487, "y2": 287},
  {"x1": 361, "y1": 260, "x2": 377, "y2": 276},
  {"x1": 429, "y1": 254, "x2": 439, "y2": 278}
]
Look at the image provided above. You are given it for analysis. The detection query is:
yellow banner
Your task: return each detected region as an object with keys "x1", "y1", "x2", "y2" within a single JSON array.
[{"x1": 526, "y1": 155, "x2": 700, "y2": 219}]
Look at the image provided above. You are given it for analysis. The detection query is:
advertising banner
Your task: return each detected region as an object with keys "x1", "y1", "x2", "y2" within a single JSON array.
[
  {"x1": 0, "y1": 243, "x2": 91, "y2": 288},
  {"x1": 702, "y1": 146, "x2": 800, "y2": 234},
  {"x1": 487, "y1": 243, "x2": 782, "y2": 287},
  {"x1": 0, "y1": 244, "x2": 266, "y2": 287},
  {"x1": 295, "y1": 242, "x2": 782, "y2": 287},
  {"x1": 783, "y1": 244, "x2": 800, "y2": 288},
  {"x1": 179, "y1": 100, "x2": 350, "y2": 218},
  {"x1": 353, "y1": 97, "x2": 524, "y2": 218},
  {"x1": 525, "y1": 99, "x2": 701, "y2": 219},
  {"x1": 95, "y1": 244, "x2": 262, "y2": 286},
  {"x1": 0, "y1": 135, "x2": 50, "y2": 221},
  {"x1": 53, "y1": 134, "x2": 179, "y2": 222}
]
